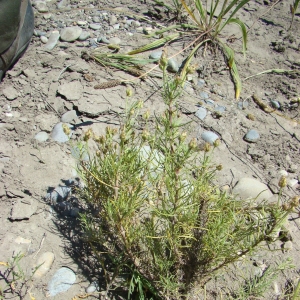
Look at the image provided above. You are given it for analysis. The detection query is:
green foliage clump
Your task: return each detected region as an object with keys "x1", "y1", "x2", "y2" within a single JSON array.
[{"x1": 78, "y1": 64, "x2": 293, "y2": 299}]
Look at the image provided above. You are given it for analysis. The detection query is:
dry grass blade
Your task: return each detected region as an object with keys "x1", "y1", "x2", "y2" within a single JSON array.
[{"x1": 244, "y1": 69, "x2": 300, "y2": 80}]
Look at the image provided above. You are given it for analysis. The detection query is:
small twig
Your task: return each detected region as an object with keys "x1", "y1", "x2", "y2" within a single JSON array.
[
  {"x1": 57, "y1": 63, "x2": 74, "y2": 81},
  {"x1": 33, "y1": 233, "x2": 46, "y2": 259}
]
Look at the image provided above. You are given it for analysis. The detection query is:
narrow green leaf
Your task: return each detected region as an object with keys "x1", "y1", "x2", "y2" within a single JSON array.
[
  {"x1": 223, "y1": 45, "x2": 241, "y2": 99},
  {"x1": 127, "y1": 33, "x2": 180, "y2": 55},
  {"x1": 226, "y1": 18, "x2": 248, "y2": 56}
]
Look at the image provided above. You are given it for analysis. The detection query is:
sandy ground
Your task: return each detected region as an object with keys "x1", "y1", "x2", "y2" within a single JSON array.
[{"x1": 0, "y1": 0, "x2": 299, "y2": 299}]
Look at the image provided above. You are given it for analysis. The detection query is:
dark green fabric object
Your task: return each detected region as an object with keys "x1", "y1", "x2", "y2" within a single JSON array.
[
  {"x1": 0, "y1": 0, "x2": 22, "y2": 54},
  {"x1": 0, "y1": 0, "x2": 34, "y2": 80}
]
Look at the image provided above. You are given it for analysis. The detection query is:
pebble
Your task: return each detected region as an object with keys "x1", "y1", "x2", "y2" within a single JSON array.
[
  {"x1": 60, "y1": 26, "x2": 82, "y2": 42},
  {"x1": 244, "y1": 129, "x2": 260, "y2": 143},
  {"x1": 47, "y1": 267, "x2": 76, "y2": 297},
  {"x1": 167, "y1": 58, "x2": 179, "y2": 73},
  {"x1": 34, "y1": 131, "x2": 49, "y2": 142},
  {"x1": 44, "y1": 30, "x2": 60, "y2": 50},
  {"x1": 288, "y1": 178, "x2": 298, "y2": 187},
  {"x1": 77, "y1": 20, "x2": 87, "y2": 26},
  {"x1": 40, "y1": 36, "x2": 48, "y2": 44},
  {"x1": 109, "y1": 15, "x2": 118, "y2": 25},
  {"x1": 237, "y1": 101, "x2": 249, "y2": 110},
  {"x1": 149, "y1": 51, "x2": 162, "y2": 60},
  {"x1": 197, "y1": 79, "x2": 205, "y2": 87},
  {"x1": 86, "y1": 281, "x2": 99, "y2": 293},
  {"x1": 61, "y1": 110, "x2": 78, "y2": 123},
  {"x1": 205, "y1": 99, "x2": 215, "y2": 106},
  {"x1": 109, "y1": 37, "x2": 121, "y2": 45},
  {"x1": 232, "y1": 177, "x2": 273, "y2": 201},
  {"x1": 98, "y1": 36, "x2": 110, "y2": 44},
  {"x1": 89, "y1": 23, "x2": 101, "y2": 30},
  {"x1": 278, "y1": 170, "x2": 288, "y2": 177},
  {"x1": 51, "y1": 122, "x2": 73, "y2": 143},
  {"x1": 195, "y1": 107, "x2": 207, "y2": 120},
  {"x1": 199, "y1": 91, "x2": 209, "y2": 99},
  {"x1": 78, "y1": 31, "x2": 90, "y2": 41},
  {"x1": 2, "y1": 86, "x2": 19, "y2": 100},
  {"x1": 33, "y1": 252, "x2": 55, "y2": 278},
  {"x1": 214, "y1": 105, "x2": 226, "y2": 114},
  {"x1": 133, "y1": 20, "x2": 141, "y2": 27},
  {"x1": 35, "y1": 2, "x2": 48, "y2": 13},
  {"x1": 270, "y1": 100, "x2": 281, "y2": 109},
  {"x1": 201, "y1": 131, "x2": 219, "y2": 145},
  {"x1": 57, "y1": 81, "x2": 83, "y2": 101}
]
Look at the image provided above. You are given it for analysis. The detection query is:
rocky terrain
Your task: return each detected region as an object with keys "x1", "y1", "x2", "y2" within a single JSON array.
[{"x1": 0, "y1": 0, "x2": 299, "y2": 299}]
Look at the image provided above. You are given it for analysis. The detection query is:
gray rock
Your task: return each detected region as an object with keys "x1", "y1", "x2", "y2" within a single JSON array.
[
  {"x1": 149, "y1": 51, "x2": 162, "y2": 60},
  {"x1": 167, "y1": 58, "x2": 179, "y2": 73},
  {"x1": 201, "y1": 131, "x2": 219, "y2": 145},
  {"x1": 0, "y1": 182, "x2": 5, "y2": 197},
  {"x1": 44, "y1": 30, "x2": 60, "y2": 50},
  {"x1": 195, "y1": 107, "x2": 207, "y2": 120},
  {"x1": 57, "y1": 0, "x2": 67, "y2": 9},
  {"x1": 78, "y1": 31, "x2": 90, "y2": 41},
  {"x1": 60, "y1": 26, "x2": 82, "y2": 42},
  {"x1": 9, "y1": 197, "x2": 37, "y2": 220},
  {"x1": 61, "y1": 110, "x2": 78, "y2": 123},
  {"x1": 233, "y1": 177, "x2": 273, "y2": 201},
  {"x1": 270, "y1": 100, "x2": 281, "y2": 109},
  {"x1": 197, "y1": 79, "x2": 205, "y2": 87},
  {"x1": 109, "y1": 37, "x2": 121, "y2": 45},
  {"x1": 89, "y1": 38, "x2": 98, "y2": 47},
  {"x1": 244, "y1": 129, "x2": 260, "y2": 143},
  {"x1": 113, "y1": 24, "x2": 120, "y2": 30},
  {"x1": 98, "y1": 36, "x2": 110, "y2": 44},
  {"x1": 237, "y1": 101, "x2": 249, "y2": 110},
  {"x1": 35, "y1": 2, "x2": 48, "y2": 13},
  {"x1": 51, "y1": 122, "x2": 72, "y2": 143},
  {"x1": 199, "y1": 91, "x2": 209, "y2": 99},
  {"x1": 86, "y1": 281, "x2": 99, "y2": 293},
  {"x1": 109, "y1": 15, "x2": 118, "y2": 25},
  {"x1": 89, "y1": 23, "x2": 101, "y2": 30},
  {"x1": 47, "y1": 267, "x2": 76, "y2": 297},
  {"x1": 214, "y1": 105, "x2": 226, "y2": 113},
  {"x1": 34, "y1": 131, "x2": 49, "y2": 142},
  {"x1": 77, "y1": 20, "x2": 87, "y2": 26},
  {"x1": 205, "y1": 99, "x2": 215, "y2": 106},
  {"x1": 2, "y1": 86, "x2": 19, "y2": 100},
  {"x1": 40, "y1": 36, "x2": 48, "y2": 44},
  {"x1": 57, "y1": 81, "x2": 83, "y2": 101}
]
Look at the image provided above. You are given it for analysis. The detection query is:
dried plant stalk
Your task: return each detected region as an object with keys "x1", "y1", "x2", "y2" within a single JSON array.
[{"x1": 94, "y1": 80, "x2": 122, "y2": 89}]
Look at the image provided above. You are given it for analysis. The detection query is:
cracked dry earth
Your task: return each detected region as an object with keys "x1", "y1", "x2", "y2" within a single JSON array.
[{"x1": 0, "y1": 0, "x2": 299, "y2": 299}]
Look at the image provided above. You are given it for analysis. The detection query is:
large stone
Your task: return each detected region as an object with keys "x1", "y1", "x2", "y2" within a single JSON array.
[
  {"x1": 233, "y1": 177, "x2": 273, "y2": 201},
  {"x1": 60, "y1": 26, "x2": 82, "y2": 42},
  {"x1": 47, "y1": 267, "x2": 76, "y2": 296},
  {"x1": 57, "y1": 81, "x2": 83, "y2": 101}
]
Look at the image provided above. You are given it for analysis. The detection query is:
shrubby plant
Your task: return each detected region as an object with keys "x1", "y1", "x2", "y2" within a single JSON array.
[{"x1": 78, "y1": 58, "x2": 295, "y2": 299}]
